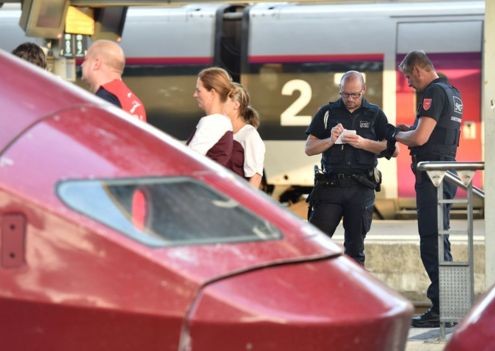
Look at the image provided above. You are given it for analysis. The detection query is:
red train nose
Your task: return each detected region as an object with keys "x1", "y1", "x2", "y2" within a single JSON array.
[{"x1": 181, "y1": 256, "x2": 413, "y2": 351}]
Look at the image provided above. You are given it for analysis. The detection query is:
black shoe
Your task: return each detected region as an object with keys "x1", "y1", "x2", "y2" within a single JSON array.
[
  {"x1": 411, "y1": 309, "x2": 440, "y2": 328},
  {"x1": 411, "y1": 309, "x2": 458, "y2": 328}
]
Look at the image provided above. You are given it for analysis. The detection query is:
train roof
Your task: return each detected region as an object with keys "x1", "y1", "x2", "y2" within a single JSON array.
[
  {"x1": 0, "y1": 1, "x2": 485, "y2": 18},
  {"x1": 249, "y1": 1, "x2": 484, "y2": 18}
]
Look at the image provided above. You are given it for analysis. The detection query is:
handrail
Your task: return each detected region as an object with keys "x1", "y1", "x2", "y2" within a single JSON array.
[
  {"x1": 416, "y1": 161, "x2": 484, "y2": 172},
  {"x1": 416, "y1": 160, "x2": 483, "y2": 337},
  {"x1": 417, "y1": 161, "x2": 485, "y2": 199},
  {"x1": 445, "y1": 171, "x2": 485, "y2": 199}
]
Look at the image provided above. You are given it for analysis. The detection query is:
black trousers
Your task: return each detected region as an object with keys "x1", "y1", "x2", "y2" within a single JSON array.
[
  {"x1": 415, "y1": 168, "x2": 457, "y2": 312},
  {"x1": 309, "y1": 183, "x2": 374, "y2": 264}
]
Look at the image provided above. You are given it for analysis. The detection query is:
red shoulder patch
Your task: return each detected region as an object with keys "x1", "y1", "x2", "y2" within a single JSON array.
[{"x1": 422, "y1": 98, "x2": 432, "y2": 111}]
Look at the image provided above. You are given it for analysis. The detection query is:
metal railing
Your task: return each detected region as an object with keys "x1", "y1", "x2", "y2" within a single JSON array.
[{"x1": 417, "y1": 161, "x2": 484, "y2": 338}]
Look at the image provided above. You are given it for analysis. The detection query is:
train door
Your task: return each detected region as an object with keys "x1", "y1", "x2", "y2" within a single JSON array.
[
  {"x1": 396, "y1": 20, "x2": 483, "y2": 204},
  {"x1": 213, "y1": 5, "x2": 244, "y2": 82}
]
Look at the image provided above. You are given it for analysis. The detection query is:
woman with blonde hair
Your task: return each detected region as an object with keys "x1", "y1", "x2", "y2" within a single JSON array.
[
  {"x1": 188, "y1": 67, "x2": 234, "y2": 167},
  {"x1": 226, "y1": 83, "x2": 265, "y2": 188}
]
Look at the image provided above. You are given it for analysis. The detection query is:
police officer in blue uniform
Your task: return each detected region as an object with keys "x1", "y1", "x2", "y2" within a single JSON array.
[
  {"x1": 305, "y1": 71, "x2": 396, "y2": 265},
  {"x1": 387, "y1": 50, "x2": 463, "y2": 328}
]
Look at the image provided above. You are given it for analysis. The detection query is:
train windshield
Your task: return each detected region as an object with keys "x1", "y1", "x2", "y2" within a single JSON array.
[{"x1": 57, "y1": 177, "x2": 281, "y2": 247}]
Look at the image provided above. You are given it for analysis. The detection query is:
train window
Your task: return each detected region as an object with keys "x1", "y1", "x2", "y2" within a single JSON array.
[{"x1": 57, "y1": 177, "x2": 281, "y2": 247}]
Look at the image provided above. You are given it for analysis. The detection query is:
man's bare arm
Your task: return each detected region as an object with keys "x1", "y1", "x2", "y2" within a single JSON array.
[{"x1": 396, "y1": 116, "x2": 437, "y2": 147}]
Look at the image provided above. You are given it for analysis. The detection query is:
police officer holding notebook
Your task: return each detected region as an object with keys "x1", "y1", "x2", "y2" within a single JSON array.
[{"x1": 305, "y1": 70, "x2": 396, "y2": 265}]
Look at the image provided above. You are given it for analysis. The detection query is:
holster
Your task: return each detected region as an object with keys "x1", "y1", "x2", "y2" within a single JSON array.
[
  {"x1": 373, "y1": 168, "x2": 382, "y2": 192},
  {"x1": 351, "y1": 168, "x2": 382, "y2": 191},
  {"x1": 351, "y1": 174, "x2": 376, "y2": 190},
  {"x1": 306, "y1": 165, "x2": 323, "y2": 219}
]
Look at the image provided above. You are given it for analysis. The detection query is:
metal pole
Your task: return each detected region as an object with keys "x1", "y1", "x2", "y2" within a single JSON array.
[
  {"x1": 467, "y1": 181, "x2": 475, "y2": 306},
  {"x1": 437, "y1": 182, "x2": 446, "y2": 339}
]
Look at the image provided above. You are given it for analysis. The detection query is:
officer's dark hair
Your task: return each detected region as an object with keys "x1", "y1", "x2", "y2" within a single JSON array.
[
  {"x1": 399, "y1": 50, "x2": 435, "y2": 75},
  {"x1": 198, "y1": 67, "x2": 233, "y2": 103},
  {"x1": 12, "y1": 42, "x2": 47, "y2": 69},
  {"x1": 229, "y1": 82, "x2": 260, "y2": 128}
]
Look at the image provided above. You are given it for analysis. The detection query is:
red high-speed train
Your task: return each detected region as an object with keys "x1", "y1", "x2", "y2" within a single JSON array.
[{"x1": 0, "y1": 50, "x2": 414, "y2": 350}]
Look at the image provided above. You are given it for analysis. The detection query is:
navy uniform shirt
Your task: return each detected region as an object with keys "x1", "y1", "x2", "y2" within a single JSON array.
[
  {"x1": 415, "y1": 78, "x2": 455, "y2": 124},
  {"x1": 306, "y1": 99, "x2": 389, "y2": 173},
  {"x1": 411, "y1": 77, "x2": 463, "y2": 160}
]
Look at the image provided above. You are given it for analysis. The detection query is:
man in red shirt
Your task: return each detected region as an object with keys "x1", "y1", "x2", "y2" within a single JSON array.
[{"x1": 82, "y1": 40, "x2": 147, "y2": 122}]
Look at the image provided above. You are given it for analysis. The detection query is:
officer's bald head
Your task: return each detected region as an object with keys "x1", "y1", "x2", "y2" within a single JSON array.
[
  {"x1": 339, "y1": 71, "x2": 366, "y2": 112},
  {"x1": 340, "y1": 71, "x2": 365, "y2": 89}
]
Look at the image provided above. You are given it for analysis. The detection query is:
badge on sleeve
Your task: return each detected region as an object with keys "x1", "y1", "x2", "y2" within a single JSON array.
[{"x1": 422, "y1": 98, "x2": 432, "y2": 111}]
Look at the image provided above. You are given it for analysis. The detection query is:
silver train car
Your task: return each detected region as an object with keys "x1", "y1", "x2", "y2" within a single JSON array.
[{"x1": 0, "y1": 1, "x2": 484, "y2": 217}]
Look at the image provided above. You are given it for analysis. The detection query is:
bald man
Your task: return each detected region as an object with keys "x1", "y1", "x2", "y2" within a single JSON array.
[
  {"x1": 305, "y1": 71, "x2": 397, "y2": 265},
  {"x1": 82, "y1": 40, "x2": 146, "y2": 121}
]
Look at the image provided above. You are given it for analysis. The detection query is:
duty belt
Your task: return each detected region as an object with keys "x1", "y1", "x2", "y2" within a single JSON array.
[
  {"x1": 315, "y1": 173, "x2": 358, "y2": 187},
  {"x1": 315, "y1": 171, "x2": 377, "y2": 189}
]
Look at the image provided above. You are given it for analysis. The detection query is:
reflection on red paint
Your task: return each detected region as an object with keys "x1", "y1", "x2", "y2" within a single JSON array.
[{"x1": 132, "y1": 189, "x2": 148, "y2": 230}]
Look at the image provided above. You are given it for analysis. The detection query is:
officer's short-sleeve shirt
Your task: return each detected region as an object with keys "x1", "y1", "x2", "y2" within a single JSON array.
[
  {"x1": 305, "y1": 99, "x2": 389, "y2": 171},
  {"x1": 417, "y1": 79, "x2": 447, "y2": 123},
  {"x1": 411, "y1": 78, "x2": 462, "y2": 160},
  {"x1": 306, "y1": 99, "x2": 389, "y2": 141},
  {"x1": 306, "y1": 105, "x2": 329, "y2": 140}
]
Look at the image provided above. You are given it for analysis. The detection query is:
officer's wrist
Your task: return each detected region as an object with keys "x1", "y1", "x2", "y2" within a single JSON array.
[{"x1": 393, "y1": 130, "x2": 400, "y2": 142}]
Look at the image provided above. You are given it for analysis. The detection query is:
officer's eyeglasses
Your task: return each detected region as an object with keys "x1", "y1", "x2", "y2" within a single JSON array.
[{"x1": 340, "y1": 91, "x2": 363, "y2": 99}]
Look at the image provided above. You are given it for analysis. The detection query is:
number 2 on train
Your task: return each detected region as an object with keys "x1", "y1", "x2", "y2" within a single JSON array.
[{"x1": 281, "y1": 79, "x2": 312, "y2": 126}]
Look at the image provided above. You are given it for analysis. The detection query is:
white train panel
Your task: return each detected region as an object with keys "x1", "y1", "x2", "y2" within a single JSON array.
[
  {"x1": 397, "y1": 21, "x2": 482, "y2": 54},
  {"x1": 122, "y1": 5, "x2": 221, "y2": 60}
]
